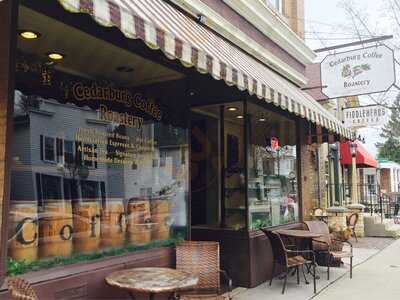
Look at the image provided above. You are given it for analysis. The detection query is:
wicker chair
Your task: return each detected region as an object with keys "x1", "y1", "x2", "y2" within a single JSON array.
[
  {"x1": 346, "y1": 213, "x2": 359, "y2": 242},
  {"x1": 263, "y1": 230, "x2": 316, "y2": 294},
  {"x1": 312, "y1": 208, "x2": 324, "y2": 216},
  {"x1": 8, "y1": 278, "x2": 38, "y2": 300},
  {"x1": 175, "y1": 241, "x2": 232, "y2": 300},
  {"x1": 304, "y1": 221, "x2": 353, "y2": 280}
]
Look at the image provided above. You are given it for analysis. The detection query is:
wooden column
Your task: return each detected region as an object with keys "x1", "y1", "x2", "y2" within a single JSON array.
[{"x1": 0, "y1": 0, "x2": 18, "y2": 284}]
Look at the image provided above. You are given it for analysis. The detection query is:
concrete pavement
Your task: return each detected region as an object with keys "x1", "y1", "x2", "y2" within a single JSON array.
[
  {"x1": 230, "y1": 237, "x2": 397, "y2": 300},
  {"x1": 313, "y1": 238, "x2": 400, "y2": 300}
]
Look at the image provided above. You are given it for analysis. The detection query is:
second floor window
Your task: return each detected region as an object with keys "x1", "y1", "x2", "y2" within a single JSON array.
[
  {"x1": 42, "y1": 136, "x2": 56, "y2": 162},
  {"x1": 64, "y1": 140, "x2": 75, "y2": 164}
]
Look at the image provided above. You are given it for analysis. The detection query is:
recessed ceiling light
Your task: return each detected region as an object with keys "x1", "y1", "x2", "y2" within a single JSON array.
[
  {"x1": 47, "y1": 52, "x2": 65, "y2": 60},
  {"x1": 236, "y1": 115, "x2": 244, "y2": 119},
  {"x1": 259, "y1": 118, "x2": 266, "y2": 122},
  {"x1": 227, "y1": 107, "x2": 238, "y2": 112},
  {"x1": 116, "y1": 66, "x2": 134, "y2": 73},
  {"x1": 19, "y1": 30, "x2": 40, "y2": 39}
]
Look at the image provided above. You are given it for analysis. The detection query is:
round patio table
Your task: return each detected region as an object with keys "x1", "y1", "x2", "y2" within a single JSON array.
[
  {"x1": 105, "y1": 267, "x2": 199, "y2": 300},
  {"x1": 274, "y1": 229, "x2": 323, "y2": 239}
]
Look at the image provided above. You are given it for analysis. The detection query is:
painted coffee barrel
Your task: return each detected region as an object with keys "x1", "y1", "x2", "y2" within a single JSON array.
[
  {"x1": 151, "y1": 199, "x2": 172, "y2": 241},
  {"x1": 8, "y1": 201, "x2": 39, "y2": 262},
  {"x1": 101, "y1": 200, "x2": 126, "y2": 248},
  {"x1": 73, "y1": 201, "x2": 101, "y2": 253},
  {"x1": 39, "y1": 201, "x2": 73, "y2": 258},
  {"x1": 126, "y1": 198, "x2": 152, "y2": 244}
]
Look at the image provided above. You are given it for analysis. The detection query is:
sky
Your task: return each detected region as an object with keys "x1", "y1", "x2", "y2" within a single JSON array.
[{"x1": 304, "y1": 0, "x2": 399, "y2": 158}]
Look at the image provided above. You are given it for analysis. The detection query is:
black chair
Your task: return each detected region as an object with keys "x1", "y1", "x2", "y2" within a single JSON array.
[{"x1": 262, "y1": 230, "x2": 316, "y2": 294}]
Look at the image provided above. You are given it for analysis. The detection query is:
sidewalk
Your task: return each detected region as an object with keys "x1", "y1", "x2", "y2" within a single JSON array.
[
  {"x1": 231, "y1": 237, "x2": 395, "y2": 300},
  {"x1": 313, "y1": 238, "x2": 400, "y2": 300}
]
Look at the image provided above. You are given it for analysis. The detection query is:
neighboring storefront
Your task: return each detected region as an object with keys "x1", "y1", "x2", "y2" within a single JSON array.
[
  {"x1": 377, "y1": 159, "x2": 400, "y2": 194},
  {"x1": 340, "y1": 140, "x2": 378, "y2": 205},
  {"x1": 0, "y1": 0, "x2": 351, "y2": 297}
]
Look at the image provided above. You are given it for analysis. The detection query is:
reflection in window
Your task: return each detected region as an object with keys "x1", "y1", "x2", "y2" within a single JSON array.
[
  {"x1": 81, "y1": 180, "x2": 100, "y2": 201},
  {"x1": 9, "y1": 44, "x2": 188, "y2": 274},
  {"x1": 83, "y1": 144, "x2": 97, "y2": 168},
  {"x1": 64, "y1": 140, "x2": 75, "y2": 165},
  {"x1": 43, "y1": 136, "x2": 55, "y2": 162},
  {"x1": 223, "y1": 104, "x2": 246, "y2": 230},
  {"x1": 190, "y1": 103, "x2": 245, "y2": 230},
  {"x1": 36, "y1": 174, "x2": 62, "y2": 204},
  {"x1": 247, "y1": 103, "x2": 298, "y2": 229}
]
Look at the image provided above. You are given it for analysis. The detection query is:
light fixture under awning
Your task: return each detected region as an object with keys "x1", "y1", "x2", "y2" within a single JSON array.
[{"x1": 57, "y1": 0, "x2": 351, "y2": 138}]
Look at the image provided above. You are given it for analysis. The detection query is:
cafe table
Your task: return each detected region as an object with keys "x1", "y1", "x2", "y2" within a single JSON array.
[
  {"x1": 274, "y1": 229, "x2": 323, "y2": 257},
  {"x1": 105, "y1": 267, "x2": 199, "y2": 300},
  {"x1": 274, "y1": 229, "x2": 323, "y2": 240}
]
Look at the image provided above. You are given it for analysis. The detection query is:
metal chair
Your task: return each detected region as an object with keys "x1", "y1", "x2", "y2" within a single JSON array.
[
  {"x1": 304, "y1": 221, "x2": 353, "y2": 280},
  {"x1": 175, "y1": 241, "x2": 232, "y2": 300},
  {"x1": 263, "y1": 230, "x2": 316, "y2": 294},
  {"x1": 7, "y1": 277, "x2": 38, "y2": 300},
  {"x1": 346, "y1": 213, "x2": 359, "y2": 242}
]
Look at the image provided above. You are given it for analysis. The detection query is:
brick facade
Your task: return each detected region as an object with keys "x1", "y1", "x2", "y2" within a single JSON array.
[
  {"x1": 283, "y1": 0, "x2": 305, "y2": 39},
  {"x1": 298, "y1": 121, "x2": 320, "y2": 220},
  {"x1": 198, "y1": 0, "x2": 306, "y2": 74}
]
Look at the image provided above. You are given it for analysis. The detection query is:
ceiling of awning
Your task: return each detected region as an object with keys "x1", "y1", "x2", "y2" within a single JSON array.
[{"x1": 57, "y1": 0, "x2": 351, "y2": 138}]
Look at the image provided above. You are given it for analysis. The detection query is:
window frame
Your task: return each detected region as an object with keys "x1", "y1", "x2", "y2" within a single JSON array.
[
  {"x1": 36, "y1": 173, "x2": 63, "y2": 207},
  {"x1": 80, "y1": 179, "x2": 101, "y2": 202},
  {"x1": 42, "y1": 136, "x2": 56, "y2": 163},
  {"x1": 63, "y1": 139, "x2": 75, "y2": 165}
]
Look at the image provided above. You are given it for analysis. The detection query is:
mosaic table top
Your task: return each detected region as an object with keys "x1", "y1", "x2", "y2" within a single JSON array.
[{"x1": 105, "y1": 267, "x2": 199, "y2": 294}]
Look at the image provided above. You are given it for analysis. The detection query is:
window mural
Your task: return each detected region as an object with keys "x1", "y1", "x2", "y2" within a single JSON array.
[{"x1": 8, "y1": 52, "x2": 188, "y2": 275}]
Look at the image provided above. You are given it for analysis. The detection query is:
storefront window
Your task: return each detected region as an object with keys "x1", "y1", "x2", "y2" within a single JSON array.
[
  {"x1": 190, "y1": 101, "x2": 298, "y2": 231},
  {"x1": 223, "y1": 103, "x2": 246, "y2": 230},
  {"x1": 247, "y1": 103, "x2": 299, "y2": 229},
  {"x1": 8, "y1": 6, "x2": 188, "y2": 275},
  {"x1": 190, "y1": 102, "x2": 246, "y2": 230}
]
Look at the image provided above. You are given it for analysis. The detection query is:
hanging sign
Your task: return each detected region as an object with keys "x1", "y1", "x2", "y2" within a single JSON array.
[
  {"x1": 343, "y1": 105, "x2": 389, "y2": 128},
  {"x1": 320, "y1": 45, "x2": 395, "y2": 98}
]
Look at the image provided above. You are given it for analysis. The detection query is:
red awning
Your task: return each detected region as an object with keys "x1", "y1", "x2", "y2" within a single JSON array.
[{"x1": 340, "y1": 141, "x2": 377, "y2": 168}]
